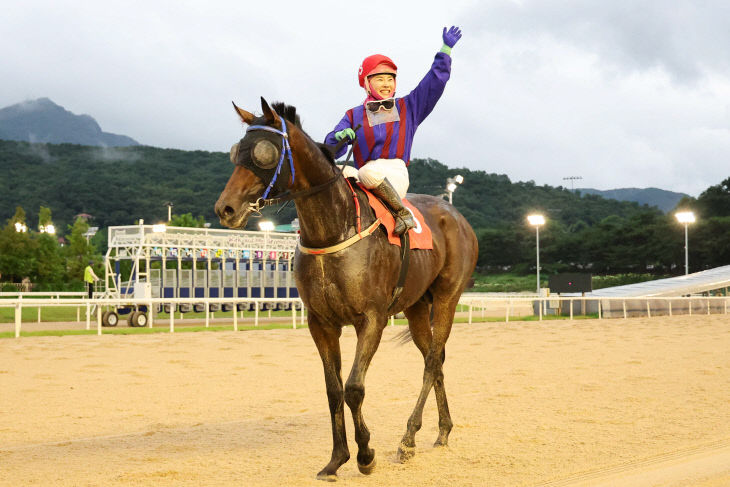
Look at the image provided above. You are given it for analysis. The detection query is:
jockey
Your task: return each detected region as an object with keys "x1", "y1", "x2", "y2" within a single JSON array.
[{"x1": 324, "y1": 26, "x2": 462, "y2": 235}]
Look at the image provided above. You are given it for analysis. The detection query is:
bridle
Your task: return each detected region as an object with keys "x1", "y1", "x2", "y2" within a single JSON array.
[{"x1": 241, "y1": 119, "x2": 356, "y2": 214}]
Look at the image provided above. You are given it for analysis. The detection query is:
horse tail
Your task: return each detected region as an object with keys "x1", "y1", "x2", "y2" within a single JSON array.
[{"x1": 394, "y1": 327, "x2": 413, "y2": 345}]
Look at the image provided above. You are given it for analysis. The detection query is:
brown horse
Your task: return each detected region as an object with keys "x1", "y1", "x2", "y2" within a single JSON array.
[{"x1": 215, "y1": 98, "x2": 478, "y2": 481}]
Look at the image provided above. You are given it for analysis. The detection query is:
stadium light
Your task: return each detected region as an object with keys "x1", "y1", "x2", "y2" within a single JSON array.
[
  {"x1": 39, "y1": 224, "x2": 56, "y2": 234},
  {"x1": 259, "y1": 221, "x2": 275, "y2": 232},
  {"x1": 527, "y1": 214, "x2": 546, "y2": 294},
  {"x1": 675, "y1": 211, "x2": 696, "y2": 275},
  {"x1": 445, "y1": 175, "x2": 463, "y2": 204},
  {"x1": 14, "y1": 222, "x2": 27, "y2": 233}
]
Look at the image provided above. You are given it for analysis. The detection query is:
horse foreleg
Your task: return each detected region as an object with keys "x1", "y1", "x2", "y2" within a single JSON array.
[
  {"x1": 344, "y1": 319, "x2": 385, "y2": 475},
  {"x1": 309, "y1": 317, "x2": 349, "y2": 481}
]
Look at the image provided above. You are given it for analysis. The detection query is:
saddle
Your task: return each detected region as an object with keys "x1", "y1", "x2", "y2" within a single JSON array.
[{"x1": 355, "y1": 181, "x2": 434, "y2": 250}]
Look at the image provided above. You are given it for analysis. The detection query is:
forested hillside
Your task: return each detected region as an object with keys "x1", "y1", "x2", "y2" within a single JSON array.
[{"x1": 2, "y1": 139, "x2": 729, "y2": 277}]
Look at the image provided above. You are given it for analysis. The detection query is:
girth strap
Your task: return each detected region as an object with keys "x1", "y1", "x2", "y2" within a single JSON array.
[{"x1": 387, "y1": 232, "x2": 410, "y2": 312}]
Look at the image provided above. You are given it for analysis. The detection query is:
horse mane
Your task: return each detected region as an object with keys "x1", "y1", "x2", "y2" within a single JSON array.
[
  {"x1": 271, "y1": 102, "x2": 302, "y2": 129},
  {"x1": 267, "y1": 101, "x2": 336, "y2": 164}
]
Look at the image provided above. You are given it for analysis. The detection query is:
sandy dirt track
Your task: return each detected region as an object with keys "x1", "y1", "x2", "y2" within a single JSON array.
[{"x1": 1, "y1": 315, "x2": 730, "y2": 486}]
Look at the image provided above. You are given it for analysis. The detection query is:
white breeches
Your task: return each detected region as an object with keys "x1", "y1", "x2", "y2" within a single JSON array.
[{"x1": 339, "y1": 158, "x2": 410, "y2": 199}]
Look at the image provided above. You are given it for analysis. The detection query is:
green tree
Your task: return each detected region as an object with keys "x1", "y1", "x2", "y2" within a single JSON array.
[
  {"x1": 169, "y1": 212, "x2": 206, "y2": 228},
  {"x1": 0, "y1": 206, "x2": 37, "y2": 281},
  {"x1": 34, "y1": 232, "x2": 65, "y2": 285},
  {"x1": 64, "y1": 217, "x2": 100, "y2": 281}
]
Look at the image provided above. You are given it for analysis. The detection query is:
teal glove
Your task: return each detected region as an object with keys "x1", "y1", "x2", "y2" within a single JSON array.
[{"x1": 335, "y1": 128, "x2": 356, "y2": 142}]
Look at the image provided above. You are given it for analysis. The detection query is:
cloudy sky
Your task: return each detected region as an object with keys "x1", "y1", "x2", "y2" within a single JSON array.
[{"x1": 2, "y1": 0, "x2": 729, "y2": 196}]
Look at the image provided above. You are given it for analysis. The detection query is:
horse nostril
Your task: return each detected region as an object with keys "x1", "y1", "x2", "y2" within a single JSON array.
[{"x1": 222, "y1": 206, "x2": 235, "y2": 217}]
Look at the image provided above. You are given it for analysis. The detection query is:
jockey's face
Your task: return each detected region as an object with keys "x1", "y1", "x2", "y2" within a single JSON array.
[{"x1": 368, "y1": 74, "x2": 395, "y2": 100}]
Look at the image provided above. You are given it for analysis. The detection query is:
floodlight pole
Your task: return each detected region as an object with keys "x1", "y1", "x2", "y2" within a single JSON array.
[
  {"x1": 684, "y1": 222, "x2": 689, "y2": 275},
  {"x1": 535, "y1": 225, "x2": 541, "y2": 294}
]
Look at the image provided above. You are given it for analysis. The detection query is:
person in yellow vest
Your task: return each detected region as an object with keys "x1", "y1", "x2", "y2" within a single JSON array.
[{"x1": 84, "y1": 261, "x2": 99, "y2": 299}]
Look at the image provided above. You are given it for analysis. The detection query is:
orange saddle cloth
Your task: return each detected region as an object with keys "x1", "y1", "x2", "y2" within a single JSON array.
[{"x1": 359, "y1": 184, "x2": 433, "y2": 250}]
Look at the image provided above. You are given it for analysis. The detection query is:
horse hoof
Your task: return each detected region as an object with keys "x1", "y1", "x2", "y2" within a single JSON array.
[
  {"x1": 397, "y1": 444, "x2": 416, "y2": 463},
  {"x1": 316, "y1": 472, "x2": 338, "y2": 482},
  {"x1": 357, "y1": 457, "x2": 376, "y2": 475},
  {"x1": 434, "y1": 439, "x2": 448, "y2": 448}
]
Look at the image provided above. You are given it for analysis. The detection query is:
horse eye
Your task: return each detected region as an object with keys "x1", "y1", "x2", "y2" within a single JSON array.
[
  {"x1": 251, "y1": 139, "x2": 279, "y2": 169},
  {"x1": 229, "y1": 143, "x2": 240, "y2": 164}
]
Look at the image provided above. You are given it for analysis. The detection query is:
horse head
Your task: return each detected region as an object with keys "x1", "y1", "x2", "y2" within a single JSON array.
[
  {"x1": 215, "y1": 97, "x2": 338, "y2": 229},
  {"x1": 215, "y1": 98, "x2": 284, "y2": 228},
  {"x1": 216, "y1": 98, "x2": 340, "y2": 230}
]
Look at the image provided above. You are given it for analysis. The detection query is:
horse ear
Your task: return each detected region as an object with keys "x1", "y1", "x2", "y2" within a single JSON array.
[
  {"x1": 261, "y1": 97, "x2": 279, "y2": 124},
  {"x1": 232, "y1": 102, "x2": 254, "y2": 125}
]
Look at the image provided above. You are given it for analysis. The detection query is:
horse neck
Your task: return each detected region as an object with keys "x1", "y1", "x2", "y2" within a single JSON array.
[{"x1": 289, "y1": 133, "x2": 361, "y2": 248}]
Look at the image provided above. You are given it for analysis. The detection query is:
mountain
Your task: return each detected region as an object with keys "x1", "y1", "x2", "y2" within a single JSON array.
[
  {"x1": 576, "y1": 187, "x2": 688, "y2": 213},
  {"x1": 0, "y1": 98, "x2": 139, "y2": 147}
]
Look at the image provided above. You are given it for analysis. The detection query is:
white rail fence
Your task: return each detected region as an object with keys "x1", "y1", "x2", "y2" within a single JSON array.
[{"x1": 2, "y1": 295, "x2": 728, "y2": 339}]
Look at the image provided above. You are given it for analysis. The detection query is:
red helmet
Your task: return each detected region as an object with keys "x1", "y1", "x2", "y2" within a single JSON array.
[{"x1": 358, "y1": 54, "x2": 397, "y2": 88}]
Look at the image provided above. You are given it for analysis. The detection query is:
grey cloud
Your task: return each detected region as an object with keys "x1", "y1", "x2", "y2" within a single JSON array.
[{"x1": 465, "y1": 0, "x2": 730, "y2": 83}]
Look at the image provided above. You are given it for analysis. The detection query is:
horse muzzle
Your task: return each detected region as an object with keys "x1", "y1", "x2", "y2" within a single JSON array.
[{"x1": 214, "y1": 197, "x2": 253, "y2": 229}]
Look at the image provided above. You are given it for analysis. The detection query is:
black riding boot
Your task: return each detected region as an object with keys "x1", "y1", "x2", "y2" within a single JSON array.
[{"x1": 370, "y1": 179, "x2": 415, "y2": 236}]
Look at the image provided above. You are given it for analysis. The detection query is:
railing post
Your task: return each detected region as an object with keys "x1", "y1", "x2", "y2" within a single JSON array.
[
  {"x1": 647, "y1": 300, "x2": 651, "y2": 318},
  {"x1": 569, "y1": 298, "x2": 573, "y2": 320},
  {"x1": 689, "y1": 298, "x2": 692, "y2": 316},
  {"x1": 37, "y1": 306, "x2": 41, "y2": 323},
  {"x1": 205, "y1": 302, "x2": 210, "y2": 328},
  {"x1": 86, "y1": 302, "x2": 91, "y2": 330},
  {"x1": 291, "y1": 304, "x2": 296, "y2": 329},
  {"x1": 468, "y1": 303, "x2": 473, "y2": 324},
  {"x1": 169, "y1": 304, "x2": 175, "y2": 333},
  {"x1": 14, "y1": 299, "x2": 22, "y2": 338},
  {"x1": 233, "y1": 302, "x2": 238, "y2": 331},
  {"x1": 96, "y1": 304, "x2": 102, "y2": 336},
  {"x1": 254, "y1": 301, "x2": 259, "y2": 327},
  {"x1": 506, "y1": 299, "x2": 510, "y2": 323},
  {"x1": 538, "y1": 298, "x2": 543, "y2": 321},
  {"x1": 669, "y1": 299, "x2": 672, "y2": 317},
  {"x1": 598, "y1": 300, "x2": 602, "y2": 320},
  {"x1": 148, "y1": 301, "x2": 154, "y2": 327},
  {"x1": 623, "y1": 300, "x2": 627, "y2": 319}
]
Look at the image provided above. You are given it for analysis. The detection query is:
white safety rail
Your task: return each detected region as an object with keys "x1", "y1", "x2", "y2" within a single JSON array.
[
  {"x1": 3, "y1": 295, "x2": 729, "y2": 339},
  {"x1": 458, "y1": 295, "x2": 730, "y2": 323},
  {"x1": 1, "y1": 297, "x2": 307, "y2": 338},
  {"x1": 0, "y1": 292, "x2": 89, "y2": 324}
]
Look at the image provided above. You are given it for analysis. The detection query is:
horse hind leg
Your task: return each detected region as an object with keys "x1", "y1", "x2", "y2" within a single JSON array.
[
  {"x1": 430, "y1": 295, "x2": 458, "y2": 448},
  {"x1": 398, "y1": 295, "x2": 457, "y2": 462},
  {"x1": 397, "y1": 299, "x2": 434, "y2": 462}
]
